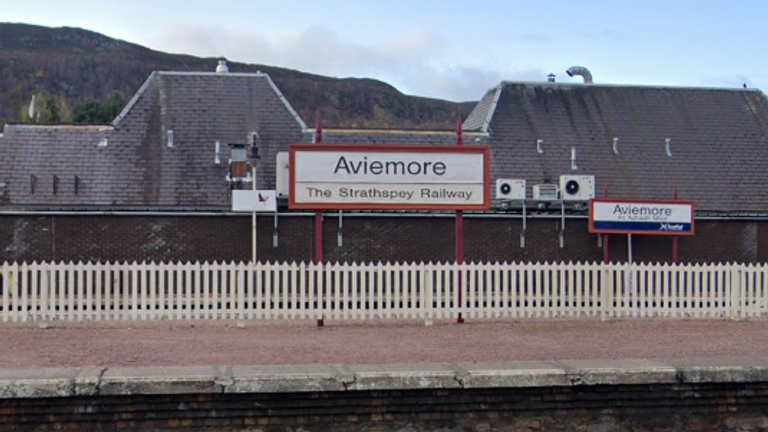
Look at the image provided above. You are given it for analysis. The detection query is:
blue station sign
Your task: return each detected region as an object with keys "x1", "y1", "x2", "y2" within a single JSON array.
[{"x1": 589, "y1": 198, "x2": 695, "y2": 236}]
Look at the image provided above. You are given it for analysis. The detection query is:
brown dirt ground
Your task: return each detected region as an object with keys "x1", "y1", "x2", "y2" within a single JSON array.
[{"x1": 1, "y1": 318, "x2": 767, "y2": 368}]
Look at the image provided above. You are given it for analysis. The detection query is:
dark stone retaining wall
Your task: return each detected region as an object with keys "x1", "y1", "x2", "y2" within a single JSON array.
[
  {"x1": 1, "y1": 214, "x2": 765, "y2": 264},
  {"x1": 2, "y1": 382, "x2": 768, "y2": 432}
]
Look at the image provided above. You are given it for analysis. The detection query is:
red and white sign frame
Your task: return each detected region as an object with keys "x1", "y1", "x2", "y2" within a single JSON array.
[{"x1": 289, "y1": 144, "x2": 491, "y2": 211}]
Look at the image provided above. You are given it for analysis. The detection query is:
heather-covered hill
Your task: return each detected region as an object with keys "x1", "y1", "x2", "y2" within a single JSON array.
[{"x1": 0, "y1": 23, "x2": 475, "y2": 131}]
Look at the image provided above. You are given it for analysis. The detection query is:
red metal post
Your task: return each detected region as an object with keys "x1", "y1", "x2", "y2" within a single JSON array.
[
  {"x1": 315, "y1": 113, "x2": 325, "y2": 327},
  {"x1": 672, "y1": 186, "x2": 678, "y2": 264},
  {"x1": 603, "y1": 183, "x2": 609, "y2": 264},
  {"x1": 455, "y1": 116, "x2": 465, "y2": 324}
]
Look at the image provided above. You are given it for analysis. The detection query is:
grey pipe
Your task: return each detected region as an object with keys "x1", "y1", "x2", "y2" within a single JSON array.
[
  {"x1": 0, "y1": 209, "x2": 759, "y2": 221},
  {"x1": 566, "y1": 66, "x2": 593, "y2": 84}
]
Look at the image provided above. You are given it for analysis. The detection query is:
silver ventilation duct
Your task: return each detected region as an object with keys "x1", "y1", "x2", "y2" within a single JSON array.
[
  {"x1": 566, "y1": 66, "x2": 593, "y2": 84},
  {"x1": 216, "y1": 59, "x2": 229, "y2": 73}
]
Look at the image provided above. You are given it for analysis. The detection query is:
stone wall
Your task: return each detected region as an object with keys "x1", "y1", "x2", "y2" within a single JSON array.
[
  {"x1": 0, "y1": 214, "x2": 764, "y2": 264},
  {"x1": 3, "y1": 384, "x2": 768, "y2": 432}
]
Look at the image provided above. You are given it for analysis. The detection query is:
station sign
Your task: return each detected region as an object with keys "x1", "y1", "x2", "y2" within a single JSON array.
[
  {"x1": 589, "y1": 198, "x2": 694, "y2": 235},
  {"x1": 232, "y1": 190, "x2": 277, "y2": 212},
  {"x1": 289, "y1": 144, "x2": 490, "y2": 210}
]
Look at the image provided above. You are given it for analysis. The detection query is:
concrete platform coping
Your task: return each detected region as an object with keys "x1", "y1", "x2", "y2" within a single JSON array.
[{"x1": 2, "y1": 358, "x2": 768, "y2": 399}]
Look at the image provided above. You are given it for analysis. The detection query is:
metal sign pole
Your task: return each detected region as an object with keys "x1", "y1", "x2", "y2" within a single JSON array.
[
  {"x1": 672, "y1": 186, "x2": 678, "y2": 263},
  {"x1": 252, "y1": 165, "x2": 257, "y2": 264},
  {"x1": 315, "y1": 114, "x2": 325, "y2": 327},
  {"x1": 627, "y1": 232, "x2": 634, "y2": 315},
  {"x1": 603, "y1": 183, "x2": 610, "y2": 264},
  {"x1": 520, "y1": 203, "x2": 527, "y2": 248},
  {"x1": 455, "y1": 116, "x2": 465, "y2": 324},
  {"x1": 314, "y1": 113, "x2": 324, "y2": 265}
]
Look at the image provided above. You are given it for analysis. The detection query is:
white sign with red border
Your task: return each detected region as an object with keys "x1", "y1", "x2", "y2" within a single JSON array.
[{"x1": 289, "y1": 144, "x2": 490, "y2": 210}]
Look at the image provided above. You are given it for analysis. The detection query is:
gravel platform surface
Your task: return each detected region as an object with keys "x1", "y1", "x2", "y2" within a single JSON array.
[{"x1": 1, "y1": 319, "x2": 766, "y2": 368}]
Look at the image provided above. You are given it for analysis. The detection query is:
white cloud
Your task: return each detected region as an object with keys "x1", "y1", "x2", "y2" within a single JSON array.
[
  {"x1": 383, "y1": 29, "x2": 438, "y2": 60},
  {"x1": 149, "y1": 24, "x2": 431, "y2": 78},
  {"x1": 148, "y1": 24, "x2": 540, "y2": 101}
]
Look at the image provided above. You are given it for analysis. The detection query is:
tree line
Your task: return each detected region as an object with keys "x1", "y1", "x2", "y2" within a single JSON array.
[{"x1": 20, "y1": 91, "x2": 126, "y2": 124}]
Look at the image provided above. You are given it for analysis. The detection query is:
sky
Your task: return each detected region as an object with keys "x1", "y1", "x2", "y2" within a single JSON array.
[{"x1": 3, "y1": 0, "x2": 767, "y2": 101}]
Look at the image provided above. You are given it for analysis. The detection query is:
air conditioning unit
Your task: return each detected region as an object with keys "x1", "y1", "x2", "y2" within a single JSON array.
[
  {"x1": 276, "y1": 152, "x2": 289, "y2": 197},
  {"x1": 533, "y1": 184, "x2": 559, "y2": 201},
  {"x1": 495, "y1": 179, "x2": 526, "y2": 200},
  {"x1": 559, "y1": 175, "x2": 595, "y2": 201}
]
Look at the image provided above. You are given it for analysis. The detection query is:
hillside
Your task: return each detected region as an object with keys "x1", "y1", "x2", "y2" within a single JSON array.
[{"x1": 0, "y1": 23, "x2": 476, "y2": 131}]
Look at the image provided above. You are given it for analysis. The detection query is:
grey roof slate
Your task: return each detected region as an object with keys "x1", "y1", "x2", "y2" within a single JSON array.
[
  {"x1": 0, "y1": 125, "x2": 110, "y2": 205},
  {"x1": 4, "y1": 72, "x2": 768, "y2": 213},
  {"x1": 466, "y1": 82, "x2": 768, "y2": 211},
  {"x1": 302, "y1": 130, "x2": 485, "y2": 146},
  {"x1": 0, "y1": 71, "x2": 306, "y2": 206},
  {"x1": 462, "y1": 85, "x2": 500, "y2": 133}
]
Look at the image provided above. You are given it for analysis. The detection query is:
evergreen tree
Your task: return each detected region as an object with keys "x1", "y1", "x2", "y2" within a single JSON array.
[
  {"x1": 44, "y1": 96, "x2": 60, "y2": 122},
  {"x1": 72, "y1": 99, "x2": 107, "y2": 124},
  {"x1": 104, "y1": 91, "x2": 126, "y2": 120},
  {"x1": 71, "y1": 91, "x2": 126, "y2": 124}
]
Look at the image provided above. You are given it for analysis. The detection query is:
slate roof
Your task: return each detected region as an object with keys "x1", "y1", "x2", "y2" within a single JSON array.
[
  {"x1": 462, "y1": 85, "x2": 501, "y2": 132},
  {"x1": 464, "y1": 82, "x2": 768, "y2": 212},
  {"x1": 0, "y1": 71, "x2": 307, "y2": 206},
  {"x1": 0, "y1": 69, "x2": 486, "y2": 209},
  {"x1": 303, "y1": 129, "x2": 487, "y2": 146},
  {"x1": 3, "y1": 70, "x2": 768, "y2": 214},
  {"x1": 0, "y1": 125, "x2": 111, "y2": 205}
]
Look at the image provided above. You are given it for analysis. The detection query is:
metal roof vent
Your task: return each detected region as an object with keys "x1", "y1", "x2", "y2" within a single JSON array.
[
  {"x1": 216, "y1": 58, "x2": 229, "y2": 73},
  {"x1": 665, "y1": 138, "x2": 672, "y2": 157},
  {"x1": 566, "y1": 66, "x2": 593, "y2": 84},
  {"x1": 536, "y1": 139, "x2": 544, "y2": 154},
  {"x1": 613, "y1": 137, "x2": 619, "y2": 155},
  {"x1": 570, "y1": 147, "x2": 578, "y2": 170}
]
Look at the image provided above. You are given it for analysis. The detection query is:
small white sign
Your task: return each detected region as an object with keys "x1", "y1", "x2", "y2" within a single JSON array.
[{"x1": 232, "y1": 190, "x2": 277, "y2": 212}]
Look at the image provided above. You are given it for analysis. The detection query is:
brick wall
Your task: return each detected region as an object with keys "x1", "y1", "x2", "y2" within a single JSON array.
[
  {"x1": 2, "y1": 383, "x2": 768, "y2": 431},
  {"x1": 0, "y1": 214, "x2": 763, "y2": 264}
]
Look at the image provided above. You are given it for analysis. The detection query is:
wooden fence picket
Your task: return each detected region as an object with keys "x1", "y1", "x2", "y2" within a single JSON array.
[{"x1": 2, "y1": 260, "x2": 768, "y2": 324}]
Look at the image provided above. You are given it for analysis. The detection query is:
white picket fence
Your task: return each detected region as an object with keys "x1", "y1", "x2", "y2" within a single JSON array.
[{"x1": 1, "y1": 261, "x2": 767, "y2": 323}]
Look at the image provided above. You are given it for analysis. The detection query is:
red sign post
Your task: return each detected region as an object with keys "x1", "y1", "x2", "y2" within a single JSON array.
[
  {"x1": 314, "y1": 114, "x2": 324, "y2": 327},
  {"x1": 455, "y1": 116, "x2": 465, "y2": 323}
]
